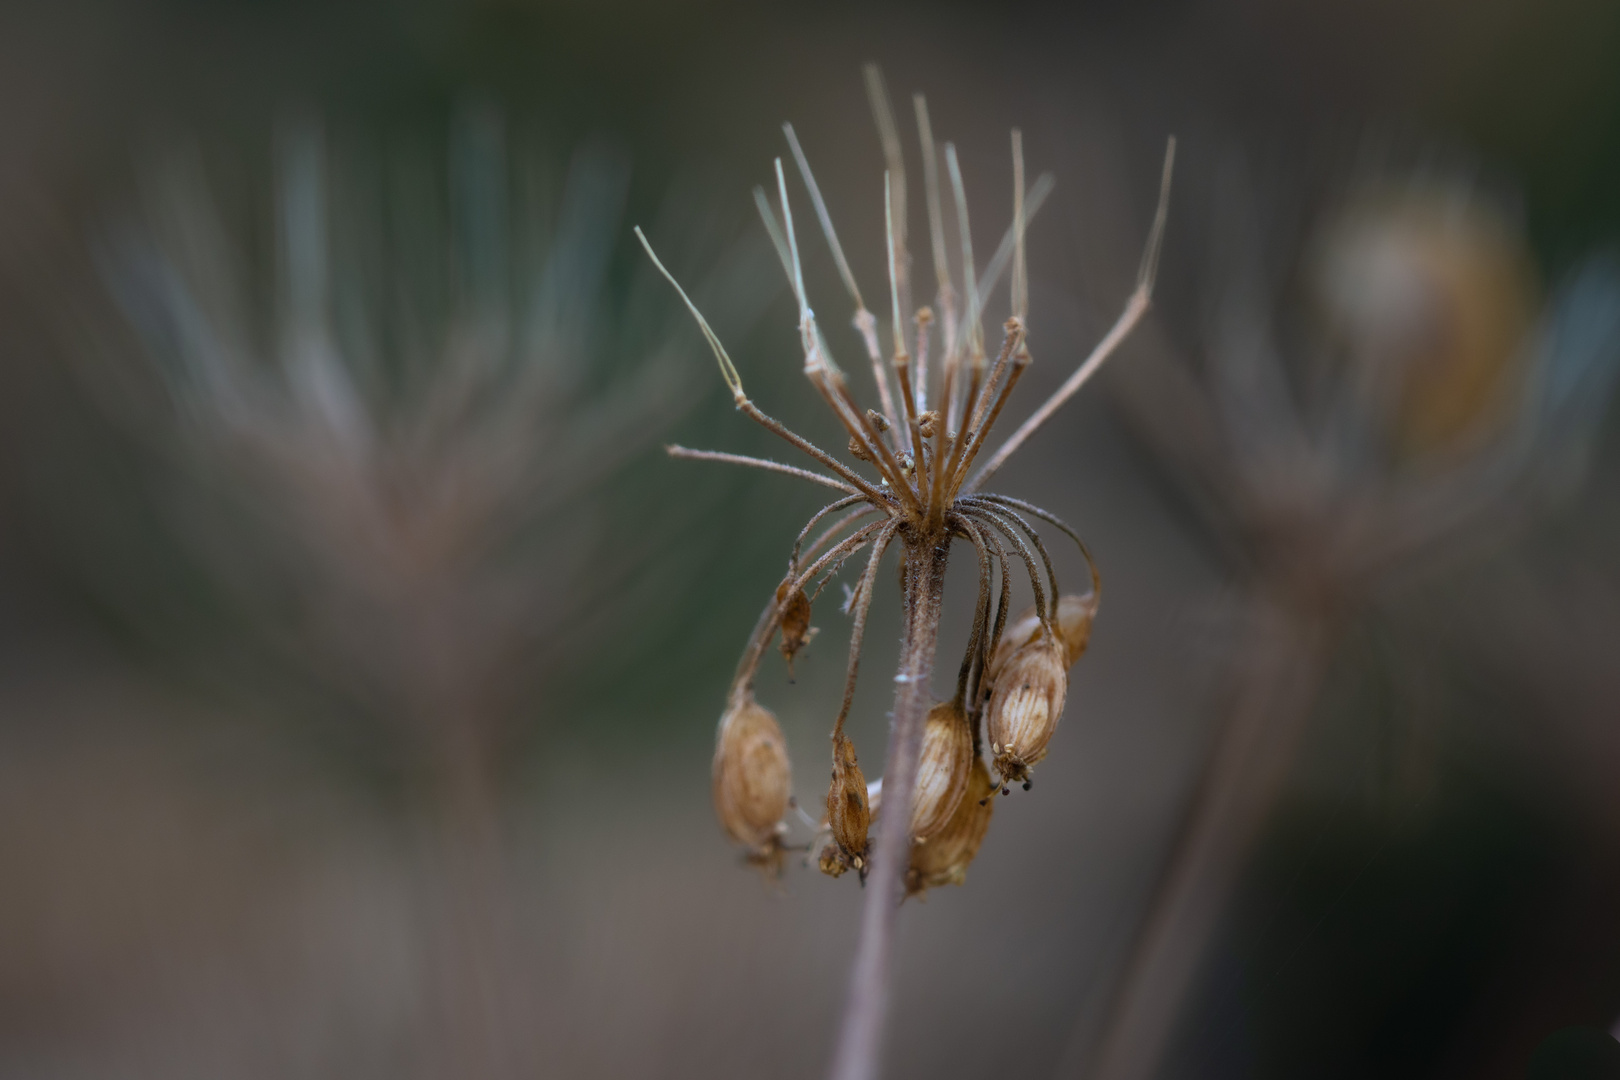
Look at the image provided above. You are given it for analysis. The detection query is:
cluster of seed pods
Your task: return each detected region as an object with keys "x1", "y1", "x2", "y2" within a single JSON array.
[
  {"x1": 712, "y1": 584, "x2": 1097, "y2": 896},
  {"x1": 640, "y1": 67, "x2": 1171, "y2": 898}
]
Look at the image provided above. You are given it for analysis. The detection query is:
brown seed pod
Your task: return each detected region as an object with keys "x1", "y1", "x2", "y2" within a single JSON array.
[
  {"x1": 906, "y1": 756, "x2": 995, "y2": 898},
  {"x1": 1053, "y1": 593, "x2": 1099, "y2": 666},
  {"x1": 775, "y1": 581, "x2": 816, "y2": 676},
  {"x1": 712, "y1": 691, "x2": 791, "y2": 862},
  {"x1": 988, "y1": 593, "x2": 1098, "y2": 678},
  {"x1": 820, "y1": 730, "x2": 872, "y2": 878},
  {"x1": 985, "y1": 629, "x2": 1068, "y2": 787},
  {"x1": 909, "y1": 700, "x2": 973, "y2": 842}
]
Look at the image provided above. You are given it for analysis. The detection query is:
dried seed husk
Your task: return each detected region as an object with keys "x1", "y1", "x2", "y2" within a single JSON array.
[
  {"x1": 909, "y1": 700, "x2": 973, "y2": 842},
  {"x1": 712, "y1": 691, "x2": 791, "y2": 859},
  {"x1": 988, "y1": 594, "x2": 1098, "y2": 677},
  {"x1": 775, "y1": 581, "x2": 816, "y2": 675},
  {"x1": 820, "y1": 731, "x2": 872, "y2": 878},
  {"x1": 1054, "y1": 593, "x2": 1098, "y2": 666},
  {"x1": 906, "y1": 756, "x2": 995, "y2": 898},
  {"x1": 985, "y1": 630, "x2": 1068, "y2": 786}
]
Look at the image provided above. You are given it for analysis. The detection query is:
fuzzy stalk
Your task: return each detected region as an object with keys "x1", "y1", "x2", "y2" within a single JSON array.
[{"x1": 827, "y1": 531, "x2": 951, "y2": 1080}]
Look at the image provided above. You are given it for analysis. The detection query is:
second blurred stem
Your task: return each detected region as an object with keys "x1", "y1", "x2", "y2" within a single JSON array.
[
  {"x1": 426, "y1": 719, "x2": 515, "y2": 1080},
  {"x1": 1087, "y1": 591, "x2": 1335, "y2": 1080},
  {"x1": 406, "y1": 599, "x2": 521, "y2": 1080}
]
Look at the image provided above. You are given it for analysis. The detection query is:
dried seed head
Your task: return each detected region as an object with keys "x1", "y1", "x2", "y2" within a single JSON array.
[
  {"x1": 985, "y1": 629, "x2": 1068, "y2": 787},
  {"x1": 988, "y1": 593, "x2": 1099, "y2": 677},
  {"x1": 712, "y1": 692, "x2": 792, "y2": 862},
  {"x1": 775, "y1": 581, "x2": 817, "y2": 675},
  {"x1": 820, "y1": 730, "x2": 872, "y2": 878},
  {"x1": 917, "y1": 410, "x2": 940, "y2": 439},
  {"x1": 909, "y1": 700, "x2": 974, "y2": 842},
  {"x1": 906, "y1": 755, "x2": 995, "y2": 898}
]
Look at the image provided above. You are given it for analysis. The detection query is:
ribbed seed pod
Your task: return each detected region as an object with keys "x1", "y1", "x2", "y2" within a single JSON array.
[
  {"x1": 819, "y1": 731, "x2": 872, "y2": 878},
  {"x1": 712, "y1": 691, "x2": 791, "y2": 860},
  {"x1": 906, "y1": 756, "x2": 995, "y2": 898},
  {"x1": 988, "y1": 593, "x2": 1098, "y2": 678},
  {"x1": 985, "y1": 629, "x2": 1068, "y2": 787},
  {"x1": 1053, "y1": 593, "x2": 1098, "y2": 666},
  {"x1": 909, "y1": 700, "x2": 974, "y2": 842}
]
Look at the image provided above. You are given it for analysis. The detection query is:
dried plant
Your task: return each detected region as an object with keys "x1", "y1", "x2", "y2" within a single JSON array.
[
  {"x1": 636, "y1": 66, "x2": 1174, "y2": 1080},
  {"x1": 1082, "y1": 167, "x2": 1620, "y2": 1080},
  {"x1": 82, "y1": 102, "x2": 761, "y2": 1080}
]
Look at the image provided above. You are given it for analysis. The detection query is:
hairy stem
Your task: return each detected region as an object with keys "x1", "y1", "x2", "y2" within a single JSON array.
[{"x1": 828, "y1": 531, "x2": 950, "y2": 1080}]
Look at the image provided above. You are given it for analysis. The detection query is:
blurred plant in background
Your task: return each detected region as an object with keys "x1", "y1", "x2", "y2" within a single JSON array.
[
  {"x1": 1088, "y1": 162, "x2": 1620, "y2": 1080},
  {"x1": 65, "y1": 100, "x2": 766, "y2": 1078}
]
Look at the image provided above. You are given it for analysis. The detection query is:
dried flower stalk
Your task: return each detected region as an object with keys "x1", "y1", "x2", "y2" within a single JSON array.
[{"x1": 638, "y1": 66, "x2": 1174, "y2": 1080}]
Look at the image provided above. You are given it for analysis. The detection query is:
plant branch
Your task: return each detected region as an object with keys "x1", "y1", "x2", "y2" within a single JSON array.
[
  {"x1": 827, "y1": 534, "x2": 950, "y2": 1080},
  {"x1": 667, "y1": 445, "x2": 857, "y2": 493}
]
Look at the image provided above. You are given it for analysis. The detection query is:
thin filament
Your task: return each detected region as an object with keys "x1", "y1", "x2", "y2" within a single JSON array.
[
  {"x1": 667, "y1": 445, "x2": 857, "y2": 494},
  {"x1": 974, "y1": 494, "x2": 1100, "y2": 597},
  {"x1": 1011, "y1": 129, "x2": 1027, "y2": 320},
  {"x1": 784, "y1": 122, "x2": 866, "y2": 311},
  {"x1": 634, "y1": 226, "x2": 743, "y2": 403},
  {"x1": 962, "y1": 507, "x2": 1050, "y2": 630},
  {"x1": 831, "y1": 521, "x2": 901, "y2": 736},
  {"x1": 796, "y1": 500, "x2": 878, "y2": 572},
  {"x1": 966, "y1": 138, "x2": 1176, "y2": 491}
]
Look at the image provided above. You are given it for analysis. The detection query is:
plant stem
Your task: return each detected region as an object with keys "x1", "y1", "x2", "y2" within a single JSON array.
[
  {"x1": 1079, "y1": 593, "x2": 1333, "y2": 1080},
  {"x1": 828, "y1": 531, "x2": 951, "y2": 1080}
]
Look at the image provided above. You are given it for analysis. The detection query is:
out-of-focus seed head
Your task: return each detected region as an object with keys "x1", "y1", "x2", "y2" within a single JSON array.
[
  {"x1": 906, "y1": 755, "x2": 995, "y2": 898},
  {"x1": 985, "y1": 630, "x2": 1068, "y2": 787},
  {"x1": 1314, "y1": 185, "x2": 1537, "y2": 458},
  {"x1": 909, "y1": 700, "x2": 973, "y2": 842},
  {"x1": 712, "y1": 691, "x2": 792, "y2": 865},
  {"x1": 820, "y1": 731, "x2": 872, "y2": 878},
  {"x1": 775, "y1": 581, "x2": 817, "y2": 676}
]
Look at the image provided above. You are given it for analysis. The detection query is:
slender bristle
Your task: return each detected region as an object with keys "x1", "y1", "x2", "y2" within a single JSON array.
[
  {"x1": 960, "y1": 172, "x2": 1054, "y2": 346},
  {"x1": 913, "y1": 93, "x2": 948, "y2": 417},
  {"x1": 885, "y1": 172, "x2": 905, "y2": 361},
  {"x1": 775, "y1": 156, "x2": 835, "y2": 378},
  {"x1": 863, "y1": 65, "x2": 906, "y2": 250},
  {"x1": 1011, "y1": 129, "x2": 1027, "y2": 321},
  {"x1": 945, "y1": 143, "x2": 982, "y2": 369},
  {"x1": 864, "y1": 65, "x2": 909, "y2": 338},
  {"x1": 1136, "y1": 135, "x2": 1177, "y2": 294},
  {"x1": 634, "y1": 225, "x2": 744, "y2": 402},
  {"x1": 774, "y1": 158, "x2": 807, "y2": 315},
  {"x1": 784, "y1": 123, "x2": 866, "y2": 313},
  {"x1": 914, "y1": 94, "x2": 950, "y2": 301},
  {"x1": 753, "y1": 186, "x2": 794, "y2": 284}
]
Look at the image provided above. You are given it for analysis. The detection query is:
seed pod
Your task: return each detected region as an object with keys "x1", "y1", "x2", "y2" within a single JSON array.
[
  {"x1": 1054, "y1": 593, "x2": 1099, "y2": 666},
  {"x1": 909, "y1": 700, "x2": 973, "y2": 842},
  {"x1": 985, "y1": 629, "x2": 1068, "y2": 787},
  {"x1": 820, "y1": 731, "x2": 871, "y2": 878},
  {"x1": 775, "y1": 581, "x2": 816, "y2": 676},
  {"x1": 988, "y1": 594, "x2": 1098, "y2": 678},
  {"x1": 712, "y1": 691, "x2": 791, "y2": 860},
  {"x1": 906, "y1": 756, "x2": 995, "y2": 898}
]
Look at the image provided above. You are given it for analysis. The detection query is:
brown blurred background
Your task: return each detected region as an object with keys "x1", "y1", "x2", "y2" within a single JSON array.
[{"x1": 3, "y1": 1, "x2": 1620, "y2": 1078}]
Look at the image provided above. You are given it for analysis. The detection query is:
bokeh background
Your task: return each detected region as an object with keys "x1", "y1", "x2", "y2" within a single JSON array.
[{"x1": 3, "y1": 2, "x2": 1620, "y2": 1078}]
